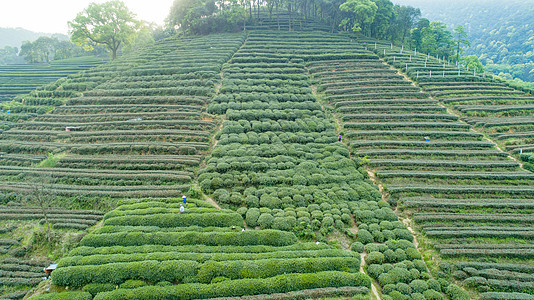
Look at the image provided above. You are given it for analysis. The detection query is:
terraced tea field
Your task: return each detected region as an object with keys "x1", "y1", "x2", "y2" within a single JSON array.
[
  {"x1": 0, "y1": 56, "x2": 105, "y2": 103},
  {"x1": 310, "y1": 37, "x2": 534, "y2": 299},
  {"x1": 1, "y1": 29, "x2": 532, "y2": 300},
  {"x1": 0, "y1": 34, "x2": 245, "y2": 203}
]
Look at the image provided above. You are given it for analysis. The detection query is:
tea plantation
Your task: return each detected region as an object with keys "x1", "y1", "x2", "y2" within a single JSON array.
[
  {"x1": 0, "y1": 29, "x2": 532, "y2": 300},
  {"x1": 0, "y1": 57, "x2": 105, "y2": 103}
]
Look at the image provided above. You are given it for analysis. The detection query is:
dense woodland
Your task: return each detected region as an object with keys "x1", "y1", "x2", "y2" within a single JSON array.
[{"x1": 393, "y1": 0, "x2": 534, "y2": 85}]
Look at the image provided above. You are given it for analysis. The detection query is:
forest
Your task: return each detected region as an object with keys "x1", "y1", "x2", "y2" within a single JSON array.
[{"x1": 393, "y1": 0, "x2": 533, "y2": 86}]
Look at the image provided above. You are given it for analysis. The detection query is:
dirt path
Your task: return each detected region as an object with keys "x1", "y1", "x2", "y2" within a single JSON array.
[
  {"x1": 366, "y1": 169, "x2": 388, "y2": 202},
  {"x1": 204, "y1": 196, "x2": 221, "y2": 210}
]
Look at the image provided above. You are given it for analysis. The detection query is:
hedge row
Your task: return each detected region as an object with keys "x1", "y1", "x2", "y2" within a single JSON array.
[
  {"x1": 103, "y1": 212, "x2": 243, "y2": 228},
  {"x1": 70, "y1": 242, "x2": 328, "y2": 257},
  {"x1": 59, "y1": 249, "x2": 357, "y2": 267},
  {"x1": 80, "y1": 230, "x2": 297, "y2": 247},
  {"x1": 92, "y1": 271, "x2": 371, "y2": 300}
]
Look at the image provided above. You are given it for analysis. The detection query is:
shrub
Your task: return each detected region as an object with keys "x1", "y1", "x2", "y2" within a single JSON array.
[
  {"x1": 245, "y1": 208, "x2": 260, "y2": 227},
  {"x1": 356, "y1": 229, "x2": 374, "y2": 244},
  {"x1": 367, "y1": 264, "x2": 384, "y2": 279},
  {"x1": 351, "y1": 242, "x2": 364, "y2": 253},
  {"x1": 257, "y1": 213, "x2": 274, "y2": 229},
  {"x1": 446, "y1": 284, "x2": 469, "y2": 300},
  {"x1": 366, "y1": 251, "x2": 385, "y2": 265},
  {"x1": 388, "y1": 291, "x2": 409, "y2": 300},
  {"x1": 82, "y1": 283, "x2": 115, "y2": 296},
  {"x1": 409, "y1": 280, "x2": 428, "y2": 294},
  {"x1": 423, "y1": 289, "x2": 445, "y2": 300},
  {"x1": 120, "y1": 279, "x2": 147, "y2": 289},
  {"x1": 396, "y1": 282, "x2": 412, "y2": 295},
  {"x1": 30, "y1": 292, "x2": 92, "y2": 300}
]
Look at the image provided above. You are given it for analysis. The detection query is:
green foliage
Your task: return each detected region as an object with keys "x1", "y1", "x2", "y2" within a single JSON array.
[
  {"x1": 69, "y1": 1, "x2": 141, "y2": 59},
  {"x1": 30, "y1": 292, "x2": 93, "y2": 300},
  {"x1": 446, "y1": 284, "x2": 469, "y2": 300},
  {"x1": 339, "y1": 0, "x2": 378, "y2": 33},
  {"x1": 82, "y1": 283, "x2": 116, "y2": 296},
  {"x1": 93, "y1": 271, "x2": 371, "y2": 300},
  {"x1": 80, "y1": 229, "x2": 297, "y2": 247}
]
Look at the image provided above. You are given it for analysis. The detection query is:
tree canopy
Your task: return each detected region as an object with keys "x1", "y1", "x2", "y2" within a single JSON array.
[{"x1": 68, "y1": 0, "x2": 141, "y2": 59}]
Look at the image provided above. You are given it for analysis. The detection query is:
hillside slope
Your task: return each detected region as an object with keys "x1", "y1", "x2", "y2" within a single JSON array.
[{"x1": 1, "y1": 30, "x2": 532, "y2": 300}]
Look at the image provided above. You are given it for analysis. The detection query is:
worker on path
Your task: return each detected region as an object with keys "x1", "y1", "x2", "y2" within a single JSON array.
[{"x1": 180, "y1": 204, "x2": 185, "y2": 214}]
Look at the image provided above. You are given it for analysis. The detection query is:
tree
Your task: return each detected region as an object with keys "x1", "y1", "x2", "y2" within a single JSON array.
[
  {"x1": 393, "y1": 5, "x2": 420, "y2": 43},
  {"x1": 369, "y1": 0, "x2": 394, "y2": 39},
  {"x1": 0, "y1": 46, "x2": 20, "y2": 64},
  {"x1": 462, "y1": 55, "x2": 484, "y2": 73},
  {"x1": 33, "y1": 37, "x2": 57, "y2": 63},
  {"x1": 26, "y1": 178, "x2": 56, "y2": 243},
  {"x1": 453, "y1": 25, "x2": 470, "y2": 63},
  {"x1": 69, "y1": 0, "x2": 141, "y2": 59},
  {"x1": 19, "y1": 41, "x2": 40, "y2": 63},
  {"x1": 339, "y1": 0, "x2": 378, "y2": 34}
]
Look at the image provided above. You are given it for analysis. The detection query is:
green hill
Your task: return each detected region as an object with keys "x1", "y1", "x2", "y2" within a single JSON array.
[{"x1": 0, "y1": 27, "x2": 532, "y2": 300}]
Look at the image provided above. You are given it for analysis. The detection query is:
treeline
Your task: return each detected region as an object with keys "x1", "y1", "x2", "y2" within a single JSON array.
[
  {"x1": 165, "y1": 0, "x2": 477, "y2": 64},
  {"x1": 165, "y1": 0, "x2": 423, "y2": 43},
  {"x1": 393, "y1": 0, "x2": 533, "y2": 84},
  {"x1": 0, "y1": 37, "x2": 107, "y2": 65}
]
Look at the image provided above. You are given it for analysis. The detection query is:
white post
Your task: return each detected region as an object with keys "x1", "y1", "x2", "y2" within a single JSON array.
[
  {"x1": 520, "y1": 148, "x2": 523, "y2": 154},
  {"x1": 458, "y1": 69, "x2": 461, "y2": 76},
  {"x1": 443, "y1": 69, "x2": 445, "y2": 77},
  {"x1": 391, "y1": 43, "x2": 393, "y2": 49},
  {"x1": 401, "y1": 45, "x2": 403, "y2": 54},
  {"x1": 384, "y1": 49, "x2": 386, "y2": 56},
  {"x1": 429, "y1": 70, "x2": 432, "y2": 78},
  {"x1": 410, "y1": 55, "x2": 412, "y2": 62},
  {"x1": 474, "y1": 69, "x2": 476, "y2": 76},
  {"x1": 406, "y1": 63, "x2": 408, "y2": 71},
  {"x1": 415, "y1": 48, "x2": 417, "y2": 55},
  {"x1": 393, "y1": 56, "x2": 396, "y2": 62},
  {"x1": 417, "y1": 71, "x2": 419, "y2": 79}
]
